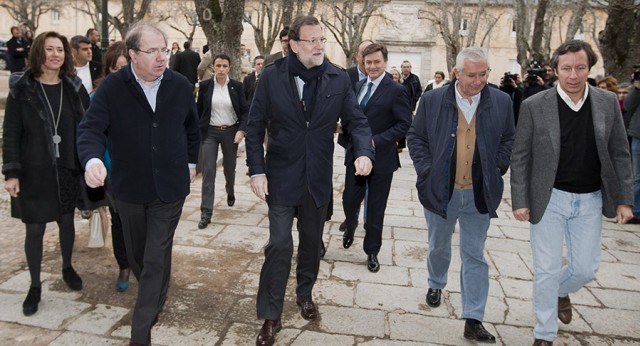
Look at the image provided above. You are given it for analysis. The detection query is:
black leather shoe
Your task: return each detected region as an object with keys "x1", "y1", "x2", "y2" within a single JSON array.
[
  {"x1": 464, "y1": 319, "x2": 496, "y2": 343},
  {"x1": 533, "y1": 339, "x2": 553, "y2": 346},
  {"x1": 62, "y1": 267, "x2": 82, "y2": 291},
  {"x1": 339, "y1": 221, "x2": 358, "y2": 232},
  {"x1": 22, "y1": 286, "x2": 41, "y2": 316},
  {"x1": 256, "y1": 319, "x2": 281, "y2": 346},
  {"x1": 558, "y1": 296, "x2": 572, "y2": 324},
  {"x1": 319, "y1": 242, "x2": 326, "y2": 259},
  {"x1": 227, "y1": 195, "x2": 235, "y2": 207},
  {"x1": 367, "y1": 254, "x2": 380, "y2": 272},
  {"x1": 426, "y1": 288, "x2": 441, "y2": 307},
  {"x1": 198, "y1": 217, "x2": 210, "y2": 229},
  {"x1": 296, "y1": 300, "x2": 318, "y2": 320},
  {"x1": 343, "y1": 228, "x2": 355, "y2": 248}
]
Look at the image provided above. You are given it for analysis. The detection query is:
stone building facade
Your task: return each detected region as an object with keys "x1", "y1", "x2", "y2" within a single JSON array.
[{"x1": 0, "y1": 0, "x2": 607, "y2": 85}]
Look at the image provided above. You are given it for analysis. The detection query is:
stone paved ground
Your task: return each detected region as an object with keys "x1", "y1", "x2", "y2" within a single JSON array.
[
  {"x1": 0, "y1": 70, "x2": 639, "y2": 345},
  {"x1": 0, "y1": 146, "x2": 639, "y2": 346}
]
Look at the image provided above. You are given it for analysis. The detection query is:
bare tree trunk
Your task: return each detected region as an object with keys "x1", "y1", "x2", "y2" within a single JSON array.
[
  {"x1": 531, "y1": 0, "x2": 549, "y2": 61},
  {"x1": 195, "y1": 0, "x2": 246, "y2": 80},
  {"x1": 282, "y1": 0, "x2": 294, "y2": 26},
  {"x1": 514, "y1": 0, "x2": 532, "y2": 74},
  {"x1": 599, "y1": 0, "x2": 640, "y2": 81},
  {"x1": 564, "y1": 0, "x2": 587, "y2": 41}
]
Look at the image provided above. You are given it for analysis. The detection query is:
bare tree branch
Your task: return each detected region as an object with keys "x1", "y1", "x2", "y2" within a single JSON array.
[
  {"x1": 419, "y1": 0, "x2": 501, "y2": 72},
  {"x1": 0, "y1": 0, "x2": 56, "y2": 34},
  {"x1": 320, "y1": 0, "x2": 384, "y2": 67}
]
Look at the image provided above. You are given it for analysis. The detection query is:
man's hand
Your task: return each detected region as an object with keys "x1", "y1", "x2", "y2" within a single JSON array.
[
  {"x1": 335, "y1": 122, "x2": 344, "y2": 134},
  {"x1": 234, "y1": 131, "x2": 245, "y2": 144},
  {"x1": 189, "y1": 168, "x2": 196, "y2": 183},
  {"x1": 513, "y1": 208, "x2": 530, "y2": 222},
  {"x1": 354, "y1": 156, "x2": 373, "y2": 176},
  {"x1": 616, "y1": 205, "x2": 634, "y2": 224},
  {"x1": 250, "y1": 175, "x2": 269, "y2": 201},
  {"x1": 4, "y1": 178, "x2": 20, "y2": 197},
  {"x1": 85, "y1": 162, "x2": 107, "y2": 188}
]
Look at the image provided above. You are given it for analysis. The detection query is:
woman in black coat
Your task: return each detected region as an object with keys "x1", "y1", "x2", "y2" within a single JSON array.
[{"x1": 2, "y1": 31, "x2": 90, "y2": 316}]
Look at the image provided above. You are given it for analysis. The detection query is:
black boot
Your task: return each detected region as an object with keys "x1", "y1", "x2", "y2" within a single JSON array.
[
  {"x1": 23, "y1": 287, "x2": 41, "y2": 316},
  {"x1": 63, "y1": 267, "x2": 83, "y2": 291}
]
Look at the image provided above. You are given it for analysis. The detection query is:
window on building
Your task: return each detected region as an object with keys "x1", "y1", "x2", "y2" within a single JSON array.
[
  {"x1": 460, "y1": 18, "x2": 469, "y2": 36},
  {"x1": 574, "y1": 22, "x2": 585, "y2": 40},
  {"x1": 52, "y1": 9, "x2": 60, "y2": 24}
]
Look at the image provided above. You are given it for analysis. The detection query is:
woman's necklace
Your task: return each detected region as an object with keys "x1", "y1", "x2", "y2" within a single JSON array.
[{"x1": 39, "y1": 81, "x2": 63, "y2": 158}]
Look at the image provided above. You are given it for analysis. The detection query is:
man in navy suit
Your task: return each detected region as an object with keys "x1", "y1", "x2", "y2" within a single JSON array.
[
  {"x1": 77, "y1": 22, "x2": 200, "y2": 346},
  {"x1": 339, "y1": 39, "x2": 374, "y2": 233},
  {"x1": 246, "y1": 16, "x2": 374, "y2": 346},
  {"x1": 341, "y1": 43, "x2": 412, "y2": 272}
]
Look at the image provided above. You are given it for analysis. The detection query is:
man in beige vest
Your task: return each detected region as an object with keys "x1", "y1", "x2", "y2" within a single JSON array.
[{"x1": 407, "y1": 47, "x2": 515, "y2": 343}]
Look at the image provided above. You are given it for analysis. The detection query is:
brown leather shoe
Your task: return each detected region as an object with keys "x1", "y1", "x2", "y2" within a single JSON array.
[
  {"x1": 296, "y1": 300, "x2": 318, "y2": 320},
  {"x1": 558, "y1": 296, "x2": 572, "y2": 324},
  {"x1": 256, "y1": 319, "x2": 281, "y2": 346},
  {"x1": 533, "y1": 338, "x2": 553, "y2": 346}
]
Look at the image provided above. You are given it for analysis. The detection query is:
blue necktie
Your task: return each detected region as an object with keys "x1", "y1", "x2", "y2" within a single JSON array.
[{"x1": 359, "y1": 82, "x2": 373, "y2": 109}]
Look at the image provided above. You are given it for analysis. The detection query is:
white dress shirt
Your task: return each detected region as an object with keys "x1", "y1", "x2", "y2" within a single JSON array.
[{"x1": 209, "y1": 76, "x2": 238, "y2": 126}]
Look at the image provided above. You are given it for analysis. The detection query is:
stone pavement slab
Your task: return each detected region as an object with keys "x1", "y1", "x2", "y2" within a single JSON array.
[{"x1": 0, "y1": 146, "x2": 639, "y2": 345}]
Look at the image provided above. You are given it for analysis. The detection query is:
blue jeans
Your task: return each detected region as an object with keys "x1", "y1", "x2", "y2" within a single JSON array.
[
  {"x1": 631, "y1": 137, "x2": 640, "y2": 217},
  {"x1": 530, "y1": 188, "x2": 602, "y2": 341},
  {"x1": 424, "y1": 189, "x2": 490, "y2": 321}
]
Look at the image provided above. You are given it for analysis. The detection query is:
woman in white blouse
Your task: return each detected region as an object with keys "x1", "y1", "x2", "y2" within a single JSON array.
[{"x1": 196, "y1": 53, "x2": 249, "y2": 229}]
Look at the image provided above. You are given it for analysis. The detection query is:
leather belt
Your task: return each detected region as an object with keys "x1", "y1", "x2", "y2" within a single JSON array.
[{"x1": 210, "y1": 123, "x2": 239, "y2": 130}]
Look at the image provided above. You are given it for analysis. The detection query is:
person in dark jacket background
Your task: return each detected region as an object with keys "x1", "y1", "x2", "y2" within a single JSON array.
[
  {"x1": 2, "y1": 31, "x2": 89, "y2": 317},
  {"x1": 407, "y1": 47, "x2": 515, "y2": 343},
  {"x1": 172, "y1": 41, "x2": 201, "y2": 86},
  {"x1": 6, "y1": 26, "x2": 30, "y2": 73}
]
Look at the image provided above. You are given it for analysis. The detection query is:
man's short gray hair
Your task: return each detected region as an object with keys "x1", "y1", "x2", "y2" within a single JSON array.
[
  {"x1": 124, "y1": 21, "x2": 167, "y2": 52},
  {"x1": 455, "y1": 47, "x2": 488, "y2": 73}
]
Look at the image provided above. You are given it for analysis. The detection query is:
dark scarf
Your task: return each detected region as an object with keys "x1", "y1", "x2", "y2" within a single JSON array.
[{"x1": 287, "y1": 52, "x2": 328, "y2": 122}]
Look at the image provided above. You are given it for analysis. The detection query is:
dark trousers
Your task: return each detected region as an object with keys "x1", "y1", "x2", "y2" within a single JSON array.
[
  {"x1": 256, "y1": 188, "x2": 328, "y2": 320},
  {"x1": 108, "y1": 206, "x2": 129, "y2": 270},
  {"x1": 115, "y1": 197, "x2": 185, "y2": 345},
  {"x1": 200, "y1": 126, "x2": 239, "y2": 219},
  {"x1": 342, "y1": 164, "x2": 393, "y2": 255}
]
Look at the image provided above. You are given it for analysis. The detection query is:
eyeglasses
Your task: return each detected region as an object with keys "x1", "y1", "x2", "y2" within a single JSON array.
[
  {"x1": 462, "y1": 68, "x2": 491, "y2": 79},
  {"x1": 135, "y1": 47, "x2": 170, "y2": 56},
  {"x1": 558, "y1": 65, "x2": 589, "y2": 75},
  {"x1": 296, "y1": 37, "x2": 327, "y2": 46}
]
